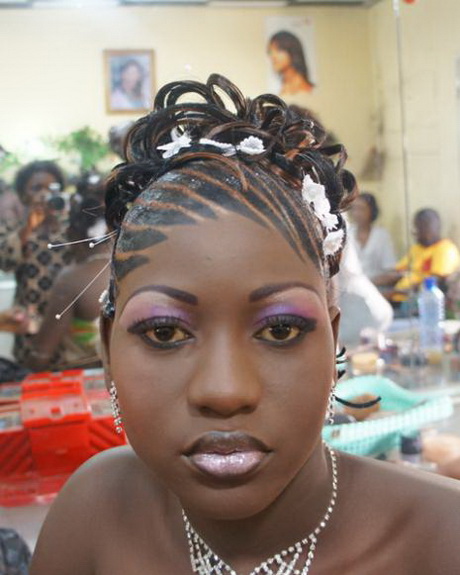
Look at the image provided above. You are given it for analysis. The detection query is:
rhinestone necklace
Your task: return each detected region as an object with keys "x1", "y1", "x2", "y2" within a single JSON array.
[{"x1": 183, "y1": 443, "x2": 338, "y2": 575}]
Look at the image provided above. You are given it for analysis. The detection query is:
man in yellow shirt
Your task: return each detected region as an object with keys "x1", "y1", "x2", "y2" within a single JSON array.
[{"x1": 375, "y1": 208, "x2": 460, "y2": 300}]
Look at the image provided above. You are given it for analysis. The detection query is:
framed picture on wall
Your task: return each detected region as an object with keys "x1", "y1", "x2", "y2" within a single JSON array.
[
  {"x1": 104, "y1": 49, "x2": 154, "y2": 114},
  {"x1": 266, "y1": 17, "x2": 317, "y2": 99}
]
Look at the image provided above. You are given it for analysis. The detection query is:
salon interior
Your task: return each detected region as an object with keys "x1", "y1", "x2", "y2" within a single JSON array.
[{"x1": 0, "y1": 0, "x2": 460, "y2": 559}]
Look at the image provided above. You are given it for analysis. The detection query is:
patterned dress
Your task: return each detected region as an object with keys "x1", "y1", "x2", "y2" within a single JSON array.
[{"x1": 0, "y1": 222, "x2": 73, "y2": 368}]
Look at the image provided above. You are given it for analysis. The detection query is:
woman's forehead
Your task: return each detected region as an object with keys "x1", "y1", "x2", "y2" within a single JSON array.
[
  {"x1": 114, "y1": 211, "x2": 327, "y2": 310},
  {"x1": 113, "y1": 161, "x2": 323, "y2": 283}
]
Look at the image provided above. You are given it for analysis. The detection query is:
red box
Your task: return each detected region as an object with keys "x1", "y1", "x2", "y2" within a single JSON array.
[{"x1": 0, "y1": 369, "x2": 126, "y2": 506}]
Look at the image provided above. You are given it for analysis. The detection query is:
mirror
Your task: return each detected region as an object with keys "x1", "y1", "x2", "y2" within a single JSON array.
[{"x1": 0, "y1": 0, "x2": 406, "y2": 358}]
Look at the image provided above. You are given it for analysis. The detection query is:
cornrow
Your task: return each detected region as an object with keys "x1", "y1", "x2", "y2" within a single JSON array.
[{"x1": 103, "y1": 74, "x2": 353, "y2": 318}]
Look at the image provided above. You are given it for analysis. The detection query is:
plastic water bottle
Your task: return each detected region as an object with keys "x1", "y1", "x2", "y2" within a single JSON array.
[{"x1": 417, "y1": 276, "x2": 445, "y2": 363}]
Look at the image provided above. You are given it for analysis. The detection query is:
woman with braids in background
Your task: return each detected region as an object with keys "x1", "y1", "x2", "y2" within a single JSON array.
[{"x1": 31, "y1": 75, "x2": 460, "y2": 575}]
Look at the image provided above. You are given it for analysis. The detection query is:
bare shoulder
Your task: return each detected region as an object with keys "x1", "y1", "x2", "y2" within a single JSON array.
[
  {"x1": 30, "y1": 446, "x2": 168, "y2": 575},
  {"x1": 338, "y1": 452, "x2": 460, "y2": 574}
]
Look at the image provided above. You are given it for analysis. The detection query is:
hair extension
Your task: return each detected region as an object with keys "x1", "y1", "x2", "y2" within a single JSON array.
[{"x1": 104, "y1": 74, "x2": 354, "y2": 316}]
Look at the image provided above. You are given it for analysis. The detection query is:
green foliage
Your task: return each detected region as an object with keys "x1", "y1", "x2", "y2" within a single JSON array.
[
  {"x1": 53, "y1": 126, "x2": 110, "y2": 172},
  {"x1": 0, "y1": 149, "x2": 20, "y2": 176}
]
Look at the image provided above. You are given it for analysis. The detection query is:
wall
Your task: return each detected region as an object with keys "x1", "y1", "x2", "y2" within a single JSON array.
[
  {"x1": 0, "y1": 4, "x2": 375, "y2": 176},
  {"x1": 369, "y1": 0, "x2": 460, "y2": 249}
]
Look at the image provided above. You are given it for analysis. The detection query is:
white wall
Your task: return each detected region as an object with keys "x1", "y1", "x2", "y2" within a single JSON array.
[{"x1": 0, "y1": 4, "x2": 376, "y2": 176}]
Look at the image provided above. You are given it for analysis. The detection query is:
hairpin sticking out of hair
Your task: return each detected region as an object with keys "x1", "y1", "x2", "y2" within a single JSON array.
[
  {"x1": 47, "y1": 230, "x2": 117, "y2": 250},
  {"x1": 55, "y1": 260, "x2": 110, "y2": 320}
]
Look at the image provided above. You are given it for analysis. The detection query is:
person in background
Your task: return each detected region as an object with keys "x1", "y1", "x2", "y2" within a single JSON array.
[
  {"x1": 0, "y1": 179, "x2": 24, "y2": 228},
  {"x1": 0, "y1": 307, "x2": 28, "y2": 333},
  {"x1": 267, "y1": 31, "x2": 314, "y2": 97},
  {"x1": 23, "y1": 195, "x2": 109, "y2": 372},
  {"x1": 375, "y1": 208, "x2": 460, "y2": 300},
  {"x1": 338, "y1": 174, "x2": 393, "y2": 344},
  {"x1": 0, "y1": 160, "x2": 73, "y2": 367},
  {"x1": 350, "y1": 191, "x2": 396, "y2": 282}
]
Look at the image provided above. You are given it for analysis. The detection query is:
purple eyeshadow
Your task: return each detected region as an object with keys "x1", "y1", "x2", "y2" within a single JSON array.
[
  {"x1": 120, "y1": 303, "x2": 192, "y2": 329},
  {"x1": 254, "y1": 303, "x2": 317, "y2": 325}
]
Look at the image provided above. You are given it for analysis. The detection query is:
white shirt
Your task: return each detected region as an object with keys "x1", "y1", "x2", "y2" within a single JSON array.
[
  {"x1": 351, "y1": 225, "x2": 396, "y2": 280},
  {"x1": 338, "y1": 235, "x2": 394, "y2": 344}
]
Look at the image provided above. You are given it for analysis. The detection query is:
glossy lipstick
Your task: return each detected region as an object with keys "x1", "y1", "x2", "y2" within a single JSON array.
[{"x1": 184, "y1": 431, "x2": 270, "y2": 480}]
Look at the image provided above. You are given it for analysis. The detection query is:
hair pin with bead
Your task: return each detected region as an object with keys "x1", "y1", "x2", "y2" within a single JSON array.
[
  {"x1": 54, "y1": 260, "x2": 110, "y2": 321},
  {"x1": 47, "y1": 230, "x2": 117, "y2": 251}
]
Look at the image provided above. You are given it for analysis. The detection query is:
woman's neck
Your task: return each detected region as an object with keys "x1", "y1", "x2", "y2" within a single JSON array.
[{"x1": 280, "y1": 68, "x2": 313, "y2": 95}]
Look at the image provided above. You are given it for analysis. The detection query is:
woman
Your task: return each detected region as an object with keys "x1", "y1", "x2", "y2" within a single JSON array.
[
  {"x1": 31, "y1": 75, "x2": 460, "y2": 574},
  {"x1": 24, "y1": 194, "x2": 109, "y2": 371},
  {"x1": 111, "y1": 59, "x2": 150, "y2": 111},
  {"x1": 268, "y1": 31, "x2": 314, "y2": 97},
  {"x1": 350, "y1": 191, "x2": 396, "y2": 282},
  {"x1": 0, "y1": 160, "x2": 73, "y2": 368}
]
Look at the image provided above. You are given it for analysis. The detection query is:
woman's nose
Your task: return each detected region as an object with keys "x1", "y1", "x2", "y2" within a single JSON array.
[{"x1": 187, "y1": 337, "x2": 262, "y2": 418}]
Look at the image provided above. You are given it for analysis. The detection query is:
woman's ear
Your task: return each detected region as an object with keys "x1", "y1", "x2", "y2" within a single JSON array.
[{"x1": 99, "y1": 313, "x2": 113, "y2": 390}]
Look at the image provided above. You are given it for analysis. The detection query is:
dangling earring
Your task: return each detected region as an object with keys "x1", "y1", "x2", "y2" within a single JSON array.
[
  {"x1": 336, "y1": 346, "x2": 347, "y2": 379},
  {"x1": 109, "y1": 381, "x2": 123, "y2": 434},
  {"x1": 327, "y1": 347, "x2": 347, "y2": 425},
  {"x1": 327, "y1": 385, "x2": 336, "y2": 425}
]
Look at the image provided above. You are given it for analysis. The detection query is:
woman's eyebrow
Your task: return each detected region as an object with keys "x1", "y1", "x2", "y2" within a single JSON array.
[
  {"x1": 249, "y1": 282, "x2": 319, "y2": 302},
  {"x1": 124, "y1": 285, "x2": 199, "y2": 307}
]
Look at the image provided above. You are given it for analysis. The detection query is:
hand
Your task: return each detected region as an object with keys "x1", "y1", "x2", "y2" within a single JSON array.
[
  {"x1": 0, "y1": 307, "x2": 30, "y2": 334},
  {"x1": 20, "y1": 205, "x2": 46, "y2": 245}
]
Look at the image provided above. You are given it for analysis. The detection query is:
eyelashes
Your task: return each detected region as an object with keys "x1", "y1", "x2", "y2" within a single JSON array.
[
  {"x1": 127, "y1": 313, "x2": 317, "y2": 350},
  {"x1": 254, "y1": 314, "x2": 317, "y2": 346}
]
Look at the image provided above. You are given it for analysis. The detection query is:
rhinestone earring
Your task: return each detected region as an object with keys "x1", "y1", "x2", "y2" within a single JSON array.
[
  {"x1": 327, "y1": 385, "x2": 336, "y2": 425},
  {"x1": 109, "y1": 381, "x2": 123, "y2": 434}
]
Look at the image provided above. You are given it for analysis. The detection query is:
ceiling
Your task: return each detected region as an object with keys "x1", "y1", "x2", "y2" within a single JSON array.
[{"x1": 0, "y1": 0, "x2": 383, "y2": 8}]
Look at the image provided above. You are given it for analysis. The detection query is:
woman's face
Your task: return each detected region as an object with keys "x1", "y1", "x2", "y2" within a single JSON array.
[
  {"x1": 24, "y1": 171, "x2": 60, "y2": 208},
  {"x1": 350, "y1": 196, "x2": 373, "y2": 227},
  {"x1": 268, "y1": 42, "x2": 292, "y2": 74},
  {"x1": 121, "y1": 63, "x2": 142, "y2": 92},
  {"x1": 103, "y1": 210, "x2": 338, "y2": 520}
]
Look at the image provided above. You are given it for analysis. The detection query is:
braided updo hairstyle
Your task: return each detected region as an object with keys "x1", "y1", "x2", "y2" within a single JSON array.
[{"x1": 103, "y1": 74, "x2": 355, "y2": 317}]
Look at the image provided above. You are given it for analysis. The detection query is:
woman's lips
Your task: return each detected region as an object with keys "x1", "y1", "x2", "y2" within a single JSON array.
[
  {"x1": 189, "y1": 451, "x2": 266, "y2": 478},
  {"x1": 184, "y1": 431, "x2": 270, "y2": 480}
]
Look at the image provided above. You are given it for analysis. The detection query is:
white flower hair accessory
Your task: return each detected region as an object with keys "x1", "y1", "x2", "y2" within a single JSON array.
[
  {"x1": 199, "y1": 138, "x2": 236, "y2": 156},
  {"x1": 301, "y1": 174, "x2": 343, "y2": 256},
  {"x1": 157, "y1": 131, "x2": 192, "y2": 159},
  {"x1": 236, "y1": 136, "x2": 265, "y2": 156},
  {"x1": 157, "y1": 134, "x2": 265, "y2": 159},
  {"x1": 323, "y1": 229, "x2": 344, "y2": 257}
]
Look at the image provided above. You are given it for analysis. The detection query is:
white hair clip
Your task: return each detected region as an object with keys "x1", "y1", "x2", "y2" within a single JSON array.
[
  {"x1": 301, "y1": 174, "x2": 343, "y2": 256},
  {"x1": 157, "y1": 132, "x2": 192, "y2": 159},
  {"x1": 157, "y1": 134, "x2": 266, "y2": 159}
]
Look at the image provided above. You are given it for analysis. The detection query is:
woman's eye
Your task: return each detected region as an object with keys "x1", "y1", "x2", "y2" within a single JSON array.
[
  {"x1": 147, "y1": 325, "x2": 190, "y2": 344},
  {"x1": 257, "y1": 324, "x2": 300, "y2": 342},
  {"x1": 254, "y1": 315, "x2": 316, "y2": 345},
  {"x1": 128, "y1": 319, "x2": 193, "y2": 349}
]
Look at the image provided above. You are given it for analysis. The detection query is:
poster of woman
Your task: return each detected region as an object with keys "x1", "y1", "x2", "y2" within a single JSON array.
[
  {"x1": 104, "y1": 50, "x2": 154, "y2": 114},
  {"x1": 266, "y1": 17, "x2": 317, "y2": 99}
]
